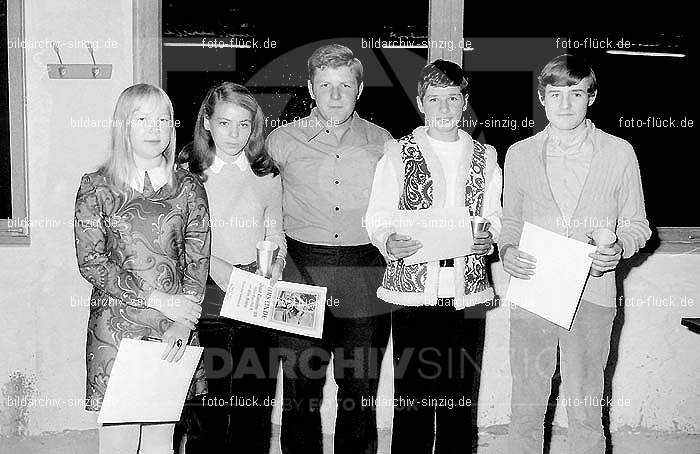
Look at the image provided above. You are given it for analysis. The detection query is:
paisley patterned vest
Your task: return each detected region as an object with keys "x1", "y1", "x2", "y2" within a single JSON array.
[{"x1": 377, "y1": 129, "x2": 494, "y2": 309}]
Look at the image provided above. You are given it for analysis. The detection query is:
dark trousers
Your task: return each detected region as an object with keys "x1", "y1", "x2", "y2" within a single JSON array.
[
  {"x1": 391, "y1": 303, "x2": 482, "y2": 454},
  {"x1": 278, "y1": 237, "x2": 391, "y2": 454},
  {"x1": 184, "y1": 273, "x2": 279, "y2": 454}
]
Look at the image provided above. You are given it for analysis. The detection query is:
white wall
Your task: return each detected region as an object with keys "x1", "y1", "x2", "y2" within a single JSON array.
[
  {"x1": 0, "y1": 0, "x2": 133, "y2": 435},
  {"x1": 0, "y1": 0, "x2": 698, "y2": 436}
]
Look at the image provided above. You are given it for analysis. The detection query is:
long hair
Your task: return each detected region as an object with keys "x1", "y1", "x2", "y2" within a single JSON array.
[
  {"x1": 101, "y1": 84, "x2": 176, "y2": 190},
  {"x1": 178, "y1": 82, "x2": 278, "y2": 182}
]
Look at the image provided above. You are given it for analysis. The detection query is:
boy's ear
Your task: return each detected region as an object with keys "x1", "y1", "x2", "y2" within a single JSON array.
[
  {"x1": 538, "y1": 93, "x2": 546, "y2": 107},
  {"x1": 357, "y1": 81, "x2": 364, "y2": 100},
  {"x1": 588, "y1": 90, "x2": 597, "y2": 106},
  {"x1": 463, "y1": 93, "x2": 469, "y2": 111},
  {"x1": 203, "y1": 117, "x2": 211, "y2": 131},
  {"x1": 307, "y1": 80, "x2": 315, "y2": 100},
  {"x1": 416, "y1": 95, "x2": 425, "y2": 114}
]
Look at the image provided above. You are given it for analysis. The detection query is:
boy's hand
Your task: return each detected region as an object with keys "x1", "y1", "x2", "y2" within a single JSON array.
[
  {"x1": 589, "y1": 241, "x2": 623, "y2": 274},
  {"x1": 471, "y1": 230, "x2": 493, "y2": 256},
  {"x1": 386, "y1": 233, "x2": 423, "y2": 259},
  {"x1": 501, "y1": 245, "x2": 537, "y2": 280}
]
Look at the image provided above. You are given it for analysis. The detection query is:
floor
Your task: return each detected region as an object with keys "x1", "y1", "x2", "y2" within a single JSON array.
[{"x1": 1, "y1": 426, "x2": 698, "y2": 453}]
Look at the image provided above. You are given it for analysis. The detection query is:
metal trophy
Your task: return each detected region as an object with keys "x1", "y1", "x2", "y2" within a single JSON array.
[
  {"x1": 470, "y1": 215, "x2": 491, "y2": 234},
  {"x1": 256, "y1": 240, "x2": 279, "y2": 278}
]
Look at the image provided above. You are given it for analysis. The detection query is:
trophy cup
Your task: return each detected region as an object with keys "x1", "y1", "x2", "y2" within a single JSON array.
[
  {"x1": 256, "y1": 240, "x2": 279, "y2": 278},
  {"x1": 470, "y1": 215, "x2": 491, "y2": 234}
]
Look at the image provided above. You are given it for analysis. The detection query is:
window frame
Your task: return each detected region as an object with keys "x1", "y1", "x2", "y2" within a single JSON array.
[{"x1": 0, "y1": 0, "x2": 29, "y2": 246}]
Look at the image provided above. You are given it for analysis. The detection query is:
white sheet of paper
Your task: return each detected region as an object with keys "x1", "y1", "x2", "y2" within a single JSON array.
[
  {"x1": 98, "y1": 338, "x2": 203, "y2": 424},
  {"x1": 390, "y1": 207, "x2": 474, "y2": 265},
  {"x1": 505, "y1": 222, "x2": 596, "y2": 330}
]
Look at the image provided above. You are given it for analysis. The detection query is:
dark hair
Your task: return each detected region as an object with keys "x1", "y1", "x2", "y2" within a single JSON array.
[
  {"x1": 307, "y1": 44, "x2": 363, "y2": 87},
  {"x1": 177, "y1": 82, "x2": 279, "y2": 181},
  {"x1": 417, "y1": 59, "x2": 469, "y2": 100},
  {"x1": 537, "y1": 54, "x2": 598, "y2": 100}
]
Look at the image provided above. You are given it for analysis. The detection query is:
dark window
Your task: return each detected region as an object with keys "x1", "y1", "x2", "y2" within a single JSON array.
[
  {"x1": 162, "y1": 1, "x2": 429, "y2": 146},
  {"x1": 1, "y1": 0, "x2": 13, "y2": 219},
  {"x1": 461, "y1": 29, "x2": 694, "y2": 227}
]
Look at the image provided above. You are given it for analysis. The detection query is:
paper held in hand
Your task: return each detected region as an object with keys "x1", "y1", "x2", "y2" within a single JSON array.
[
  {"x1": 505, "y1": 222, "x2": 596, "y2": 330},
  {"x1": 98, "y1": 339, "x2": 203, "y2": 424},
  {"x1": 389, "y1": 207, "x2": 474, "y2": 266},
  {"x1": 220, "y1": 267, "x2": 327, "y2": 338}
]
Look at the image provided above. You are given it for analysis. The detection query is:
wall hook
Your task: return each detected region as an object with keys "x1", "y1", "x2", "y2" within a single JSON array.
[
  {"x1": 86, "y1": 43, "x2": 101, "y2": 78},
  {"x1": 47, "y1": 41, "x2": 113, "y2": 80},
  {"x1": 51, "y1": 42, "x2": 67, "y2": 78}
]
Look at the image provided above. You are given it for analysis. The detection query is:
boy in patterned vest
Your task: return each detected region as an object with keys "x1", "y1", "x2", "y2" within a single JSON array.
[{"x1": 365, "y1": 59, "x2": 502, "y2": 453}]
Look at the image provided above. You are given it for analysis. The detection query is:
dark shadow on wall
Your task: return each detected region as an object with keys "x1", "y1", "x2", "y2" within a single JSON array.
[{"x1": 602, "y1": 238, "x2": 655, "y2": 453}]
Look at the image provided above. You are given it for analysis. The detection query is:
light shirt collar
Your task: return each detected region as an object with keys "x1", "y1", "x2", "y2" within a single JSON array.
[
  {"x1": 425, "y1": 128, "x2": 469, "y2": 145},
  {"x1": 305, "y1": 107, "x2": 357, "y2": 142},
  {"x1": 130, "y1": 161, "x2": 168, "y2": 193},
  {"x1": 210, "y1": 152, "x2": 249, "y2": 174},
  {"x1": 546, "y1": 119, "x2": 593, "y2": 154}
]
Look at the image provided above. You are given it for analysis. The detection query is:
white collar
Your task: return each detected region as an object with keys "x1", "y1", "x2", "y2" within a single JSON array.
[
  {"x1": 210, "y1": 152, "x2": 249, "y2": 174},
  {"x1": 129, "y1": 162, "x2": 168, "y2": 193},
  {"x1": 425, "y1": 128, "x2": 468, "y2": 145}
]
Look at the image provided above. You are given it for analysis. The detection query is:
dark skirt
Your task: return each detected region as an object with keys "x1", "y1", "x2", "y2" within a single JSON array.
[{"x1": 181, "y1": 263, "x2": 279, "y2": 454}]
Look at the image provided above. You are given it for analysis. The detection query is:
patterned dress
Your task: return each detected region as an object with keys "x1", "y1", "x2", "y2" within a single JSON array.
[{"x1": 74, "y1": 167, "x2": 210, "y2": 411}]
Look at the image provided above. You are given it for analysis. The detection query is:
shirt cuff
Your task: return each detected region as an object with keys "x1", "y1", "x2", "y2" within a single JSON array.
[
  {"x1": 499, "y1": 243, "x2": 515, "y2": 262},
  {"x1": 617, "y1": 233, "x2": 636, "y2": 259}
]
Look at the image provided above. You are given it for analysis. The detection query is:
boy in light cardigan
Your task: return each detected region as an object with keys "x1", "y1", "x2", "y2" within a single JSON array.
[
  {"x1": 365, "y1": 59, "x2": 502, "y2": 453},
  {"x1": 500, "y1": 54, "x2": 651, "y2": 454}
]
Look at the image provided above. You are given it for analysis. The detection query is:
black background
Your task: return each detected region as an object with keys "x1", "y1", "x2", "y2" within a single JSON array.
[{"x1": 168, "y1": 5, "x2": 695, "y2": 228}]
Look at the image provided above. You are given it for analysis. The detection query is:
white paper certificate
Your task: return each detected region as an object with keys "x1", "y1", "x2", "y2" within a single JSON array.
[
  {"x1": 389, "y1": 207, "x2": 474, "y2": 265},
  {"x1": 505, "y1": 222, "x2": 596, "y2": 330},
  {"x1": 98, "y1": 338, "x2": 203, "y2": 424},
  {"x1": 220, "y1": 268, "x2": 327, "y2": 338}
]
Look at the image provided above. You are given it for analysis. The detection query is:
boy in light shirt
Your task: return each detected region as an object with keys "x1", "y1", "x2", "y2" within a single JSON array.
[{"x1": 500, "y1": 54, "x2": 651, "y2": 454}]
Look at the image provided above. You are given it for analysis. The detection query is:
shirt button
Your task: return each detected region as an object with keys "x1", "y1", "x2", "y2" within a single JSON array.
[
  {"x1": 334, "y1": 180, "x2": 340, "y2": 185},
  {"x1": 334, "y1": 233, "x2": 339, "y2": 239},
  {"x1": 336, "y1": 154, "x2": 340, "y2": 159},
  {"x1": 325, "y1": 130, "x2": 330, "y2": 134},
  {"x1": 335, "y1": 206, "x2": 340, "y2": 211}
]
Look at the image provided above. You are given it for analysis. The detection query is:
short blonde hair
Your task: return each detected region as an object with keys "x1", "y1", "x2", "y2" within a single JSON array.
[
  {"x1": 307, "y1": 44, "x2": 363, "y2": 87},
  {"x1": 102, "y1": 84, "x2": 176, "y2": 189}
]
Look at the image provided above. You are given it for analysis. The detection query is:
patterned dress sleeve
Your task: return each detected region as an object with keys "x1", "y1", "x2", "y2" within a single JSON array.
[
  {"x1": 181, "y1": 173, "x2": 211, "y2": 301},
  {"x1": 74, "y1": 173, "x2": 153, "y2": 307}
]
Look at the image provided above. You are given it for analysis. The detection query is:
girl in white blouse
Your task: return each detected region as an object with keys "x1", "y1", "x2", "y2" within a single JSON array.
[{"x1": 177, "y1": 82, "x2": 284, "y2": 454}]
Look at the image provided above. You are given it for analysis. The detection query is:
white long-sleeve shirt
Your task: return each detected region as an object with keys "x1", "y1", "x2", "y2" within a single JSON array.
[{"x1": 365, "y1": 129, "x2": 502, "y2": 297}]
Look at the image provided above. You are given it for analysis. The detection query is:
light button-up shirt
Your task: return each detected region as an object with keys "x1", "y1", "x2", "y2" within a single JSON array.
[{"x1": 266, "y1": 107, "x2": 392, "y2": 246}]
